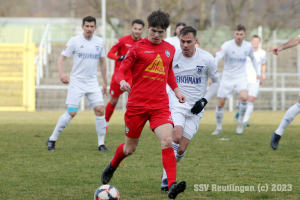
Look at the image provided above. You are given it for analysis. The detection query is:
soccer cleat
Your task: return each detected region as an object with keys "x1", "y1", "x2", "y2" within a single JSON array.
[
  {"x1": 98, "y1": 145, "x2": 110, "y2": 151},
  {"x1": 101, "y1": 162, "x2": 116, "y2": 184},
  {"x1": 211, "y1": 129, "x2": 222, "y2": 135},
  {"x1": 236, "y1": 122, "x2": 244, "y2": 134},
  {"x1": 161, "y1": 178, "x2": 168, "y2": 191},
  {"x1": 270, "y1": 132, "x2": 281, "y2": 150},
  {"x1": 168, "y1": 181, "x2": 186, "y2": 199},
  {"x1": 46, "y1": 138, "x2": 56, "y2": 151},
  {"x1": 243, "y1": 122, "x2": 250, "y2": 127},
  {"x1": 234, "y1": 112, "x2": 239, "y2": 121}
]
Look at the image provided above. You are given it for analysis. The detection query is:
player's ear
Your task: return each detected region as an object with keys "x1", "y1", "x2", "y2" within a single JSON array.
[
  {"x1": 81, "y1": 25, "x2": 84, "y2": 30},
  {"x1": 95, "y1": 25, "x2": 97, "y2": 31}
]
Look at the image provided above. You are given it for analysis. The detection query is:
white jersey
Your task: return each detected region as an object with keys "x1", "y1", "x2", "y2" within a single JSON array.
[
  {"x1": 215, "y1": 39, "x2": 257, "y2": 80},
  {"x1": 245, "y1": 48, "x2": 267, "y2": 84},
  {"x1": 164, "y1": 36, "x2": 181, "y2": 51},
  {"x1": 169, "y1": 48, "x2": 219, "y2": 117},
  {"x1": 62, "y1": 34, "x2": 105, "y2": 81}
]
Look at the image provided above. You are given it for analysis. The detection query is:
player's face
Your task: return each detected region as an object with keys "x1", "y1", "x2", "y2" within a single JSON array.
[
  {"x1": 251, "y1": 37, "x2": 260, "y2": 49},
  {"x1": 175, "y1": 25, "x2": 185, "y2": 36},
  {"x1": 148, "y1": 26, "x2": 166, "y2": 44},
  {"x1": 180, "y1": 32, "x2": 197, "y2": 57},
  {"x1": 131, "y1": 23, "x2": 144, "y2": 40},
  {"x1": 233, "y1": 30, "x2": 245, "y2": 44},
  {"x1": 82, "y1": 21, "x2": 97, "y2": 39}
]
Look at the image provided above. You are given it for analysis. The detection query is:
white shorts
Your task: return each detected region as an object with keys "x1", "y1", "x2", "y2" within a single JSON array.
[
  {"x1": 217, "y1": 77, "x2": 248, "y2": 98},
  {"x1": 66, "y1": 76, "x2": 104, "y2": 106},
  {"x1": 170, "y1": 107, "x2": 201, "y2": 140},
  {"x1": 248, "y1": 82, "x2": 260, "y2": 98}
]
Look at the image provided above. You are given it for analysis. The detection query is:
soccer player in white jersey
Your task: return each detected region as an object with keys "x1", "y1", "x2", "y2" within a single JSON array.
[
  {"x1": 46, "y1": 16, "x2": 109, "y2": 151},
  {"x1": 161, "y1": 26, "x2": 220, "y2": 191},
  {"x1": 211, "y1": 24, "x2": 261, "y2": 135},
  {"x1": 270, "y1": 34, "x2": 300, "y2": 150},
  {"x1": 234, "y1": 35, "x2": 267, "y2": 126},
  {"x1": 164, "y1": 22, "x2": 186, "y2": 51}
]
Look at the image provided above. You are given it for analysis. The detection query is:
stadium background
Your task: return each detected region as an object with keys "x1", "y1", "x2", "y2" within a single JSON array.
[{"x1": 1, "y1": 0, "x2": 300, "y2": 112}]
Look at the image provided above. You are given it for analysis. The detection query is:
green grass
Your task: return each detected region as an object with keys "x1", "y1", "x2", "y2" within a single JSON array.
[{"x1": 0, "y1": 110, "x2": 300, "y2": 199}]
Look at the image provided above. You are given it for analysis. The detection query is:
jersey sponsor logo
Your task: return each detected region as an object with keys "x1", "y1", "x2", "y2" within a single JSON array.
[
  {"x1": 196, "y1": 66, "x2": 204, "y2": 74},
  {"x1": 95, "y1": 46, "x2": 99, "y2": 51},
  {"x1": 143, "y1": 75, "x2": 164, "y2": 81},
  {"x1": 165, "y1": 50, "x2": 170, "y2": 57},
  {"x1": 125, "y1": 44, "x2": 132, "y2": 47},
  {"x1": 145, "y1": 54, "x2": 165, "y2": 75},
  {"x1": 175, "y1": 75, "x2": 201, "y2": 84},
  {"x1": 78, "y1": 53, "x2": 99, "y2": 59},
  {"x1": 145, "y1": 51, "x2": 154, "y2": 53},
  {"x1": 64, "y1": 46, "x2": 68, "y2": 51},
  {"x1": 229, "y1": 57, "x2": 246, "y2": 62}
]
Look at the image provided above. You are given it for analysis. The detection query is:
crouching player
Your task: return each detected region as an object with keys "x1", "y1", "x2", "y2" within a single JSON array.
[{"x1": 161, "y1": 26, "x2": 220, "y2": 191}]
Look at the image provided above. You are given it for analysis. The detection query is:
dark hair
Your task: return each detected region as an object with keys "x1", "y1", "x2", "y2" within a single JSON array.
[
  {"x1": 83, "y1": 16, "x2": 96, "y2": 26},
  {"x1": 252, "y1": 35, "x2": 261, "y2": 40},
  {"x1": 174, "y1": 22, "x2": 186, "y2": 36},
  {"x1": 132, "y1": 19, "x2": 144, "y2": 27},
  {"x1": 147, "y1": 8, "x2": 171, "y2": 30},
  {"x1": 234, "y1": 24, "x2": 246, "y2": 32},
  {"x1": 179, "y1": 26, "x2": 197, "y2": 38}
]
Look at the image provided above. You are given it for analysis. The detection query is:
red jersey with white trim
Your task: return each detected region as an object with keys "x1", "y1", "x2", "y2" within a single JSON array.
[
  {"x1": 116, "y1": 38, "x2": 178, "y2": 108},
  {"x1": 107, "y1": 35, "x2": 142, "y2": 73}
]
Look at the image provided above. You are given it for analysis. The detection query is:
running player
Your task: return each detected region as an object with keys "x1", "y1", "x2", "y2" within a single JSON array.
[
  {"x1": 160, "y1": 26, "x2": 219, "y2": 191},
  {"x1": 211, "y1": 24, "x2": 261, "y2": 135},
  {"x1": 46, "y1": 16, "x2": 109, "y2": 151},
  {"x1": 270, "y1": 34, "x2": 300, "y2": 150},
  {"x1": 105, "y1": 19, "x2": 144, "y2": 131},
  {"x1": 234, "y1": 35, "x2": 267, "y2": 126},
  {"x1": 164, "y1": 22, "x2": 186, "y2": 50},
  {"x1": 101, "y1": 9, "x2": 187, "y2": 199}
]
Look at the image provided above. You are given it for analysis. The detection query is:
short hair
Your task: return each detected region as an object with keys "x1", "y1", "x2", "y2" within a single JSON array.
[
  {"x1": 174, "y1": 22, "x2": 186, "y2": 36},
  {"x1": 179, "y1": 26, "x2": 197, "y2": 38},
  {"x1": 252, "y1": 35, "x2": 261, "y2": 40},
  {"x1": 234, "y1": 24, "x2": 246, "y2": 32},
  {"x1": 83, "y1": 16, "x2": 96, "y2": 26},
  {"x1": 132, "y1": 19, "x2": 145, "y2": 27},
  {"x1": 147, "y1": 8, "x2": 171, "y2": 30}
]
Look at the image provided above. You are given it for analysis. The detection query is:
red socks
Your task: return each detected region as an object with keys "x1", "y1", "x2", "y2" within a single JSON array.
[
  {"x1": 105, "y1": 102, "x2": 116, "y2": 122},
  {"x1": 162, "y1": 147, "x2": 177, "y2": 188},
  {"x1": 111, "y1": 143, "x2": 127, "y2": 169}
]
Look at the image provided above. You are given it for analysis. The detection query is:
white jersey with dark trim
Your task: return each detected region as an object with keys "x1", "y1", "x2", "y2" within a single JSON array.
[
  {"x1": 164, "y1": 36, "x2": 181, "y2": 51},
  {"x1": 245, "y1": 48, "x2": 267, "y2": 84},
  {"x1": 62, "y1": 34, "x2": 105, "y2": 81},
  {"x1": 168, "y1": 48, "x2": 219, "y2": 116}
]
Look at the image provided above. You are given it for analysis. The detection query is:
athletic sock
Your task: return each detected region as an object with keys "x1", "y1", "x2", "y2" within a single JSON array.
[
  {"x1": 243, "y1": 102, "x2": 254, "y2": 123},
  {"x1": 162, "y1": 147, "x2": 177, "y2": 188},
  {"x1": 95, "y1": 115, "x2": 106, "y2": 146},
  {"x1": 111, "y1": 143, "x2": 127, "y2": 169},
  {"x1": 216, "y1": 106, "x2": 224, "y2": 130},
  {"x1": 105, "y1": 102, "x2": 116, "y2": 123},
  {"x1": 49, "y1": 112, "x2": 73, "y2": 141},
  {"x1": 238, "y1": 102, "x2": 247, "y2": 123},
  {"x1": 275, "y1": 103, "x2": 300, "y2": 136}
]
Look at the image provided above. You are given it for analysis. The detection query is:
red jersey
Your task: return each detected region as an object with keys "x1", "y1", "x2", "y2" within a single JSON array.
[
  {"x1": 115, "y1": 38, "x2": 178, "y2": 108},
  {"x1": 107, "y1": 35, "x2": 142, "y2": 73}
]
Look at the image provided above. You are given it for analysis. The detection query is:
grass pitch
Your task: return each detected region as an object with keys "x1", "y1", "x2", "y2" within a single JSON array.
[{"x1": 0, "y1": 110, "x2": 300, "y2": 199}]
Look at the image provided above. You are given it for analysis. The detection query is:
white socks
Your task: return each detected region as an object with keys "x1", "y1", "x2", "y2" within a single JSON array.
[
  {"x1": 243, "y1": 102, "x2": 254, "y2": 123},
  {"x1": 238, "y1": 102, "x2": 247, "y2": 123},
  {"x1": 49, "y1": 112, "x2": 73, "y2": 141},
  {"x1": 216, "y1": 106, "x2": 224, "y2": 130},
  {"x1": 96, "y1": 115, "x2": 106, "y2": 146},
  {"x1": 275, "y1": 103, "x2": 300, "y2": 136}
]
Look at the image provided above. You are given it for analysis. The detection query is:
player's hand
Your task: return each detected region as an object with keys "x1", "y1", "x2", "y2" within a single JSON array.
[
  {"x1": 262, "y1": 73, "x2": 266, "y2": 80},
  {"x1": 120, "y1": 80, "x2": 131, "y2": 93},
  {"x1": 59, "y1": 72, "x2": 69, "y2": 84},
  {"x1": 174, "y1": 88, "x2": 186, "y2": 103},
  {"x1": 118, "y1": 55, "x2": 125, "y2": 61},
  {"x1": 191, "y1": 98, "x2": 208, "y2": 115},
  {"x1": 257, "y1": 75, "x2": 262, "y2": 85},
  {"x1": 102, "y1": 83, "x2": 107, "y2": 96},
  {"x1": 269, "y1": 46, "x2": 283, "y2": 55}
]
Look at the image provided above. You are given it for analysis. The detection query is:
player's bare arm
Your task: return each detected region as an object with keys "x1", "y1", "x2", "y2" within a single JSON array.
[
  {"x1": 270, "y1": 36, "x2": 300, "y2": 55},
  {"x1": 57, "y1": 54, "x2": 69, "y2": 84},
  {"x1": 262, "y1": 63, "x2": 267, "y2": 80},
  {"x1": 119, "y1": 80, "x2": 131, "y2": 93},
  {"x1": 99, "y1": 57, "x2": 107, "y2": 95},
  {"x1": 174, "y1": 88, "x2": 185, "y2": 103}
]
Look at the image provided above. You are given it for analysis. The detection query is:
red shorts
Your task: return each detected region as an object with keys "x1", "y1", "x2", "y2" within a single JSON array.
[
  {"x1": 124, "y1": 106, "x2": 174, "y2": 139},
  {"x1": 109, "y1": 72, "x2": 132, "y2": 98}
]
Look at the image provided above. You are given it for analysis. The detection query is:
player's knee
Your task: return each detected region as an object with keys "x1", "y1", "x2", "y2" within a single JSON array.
[
  {"x1": 218, "y1": 102, "x2": 224, "y2": 108},
  {"x1": 68, "y1": 111, "x2": 77, "y2": 117},
  {"x1": 94, "y1": 105, "x2": 104, "y2": 116},
  {"x1": 240, "y1": 96, "x2": 247, "y2": 102},
  {"x1": 172, "y1": 132, "x2": 181, "y2": 144},
  {"x1": 162, "y1": 136, "x2": 173, "y2": 148},
  {"x1": 110, "y1": 97, "x2": 119, "y2": 106},
  {"x1": 177, "y1": 146, "x2": 186, "y2": 155},
  {"x1": 124, "y1": 146, "x2": 136, "y2": 156}
]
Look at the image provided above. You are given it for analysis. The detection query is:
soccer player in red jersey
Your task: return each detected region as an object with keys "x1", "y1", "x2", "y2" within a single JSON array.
[
  {"x1": 101, "y1": 9, "x2": 187, "y2": 199},
  {"x1": 105, "y1": 19, "x2": 144, "y2": 132}
]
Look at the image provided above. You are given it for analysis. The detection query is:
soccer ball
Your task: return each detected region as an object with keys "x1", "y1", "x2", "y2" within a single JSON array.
[{"x1": 94, "y1": 185, "x2": 120, "y2": 200}]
